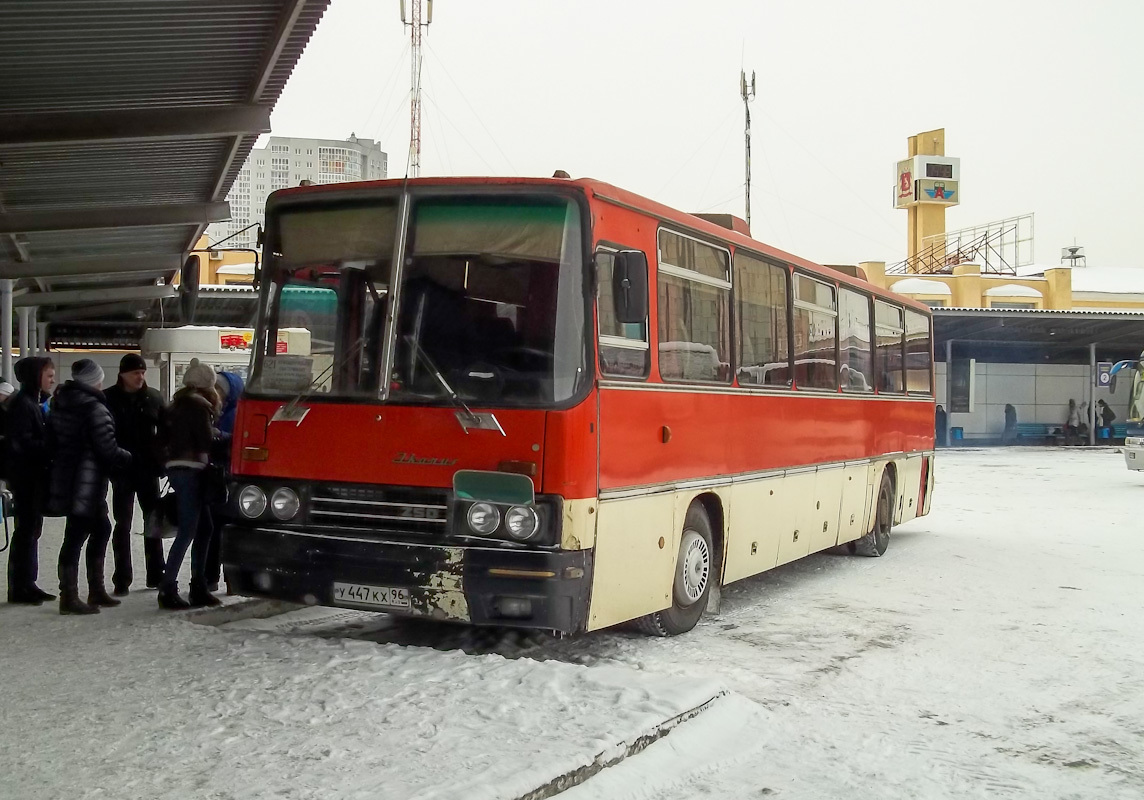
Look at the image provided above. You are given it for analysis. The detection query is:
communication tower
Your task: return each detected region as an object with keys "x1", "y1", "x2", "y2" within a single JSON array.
[{"x1": 400, "y1": 0, "x2": 433, "y2": 177}]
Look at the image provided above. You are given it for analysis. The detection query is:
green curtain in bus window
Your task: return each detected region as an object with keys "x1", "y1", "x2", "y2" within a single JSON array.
[
  {"x1": 658, "y1": 273, "x2": 730, "y2": 383},
  {"x1": 413, "y1": 199, "x2": 567, "y2": 262},
  {"x1": 839, "y1": 289, "x2": 873, "y2": 392},
  {"x1": 875, "y1": 301, "x2": 905, "y2": 393},
  {"x1": 277, "y1": 204, "x2": 396, "y2": 269},
  {"x1": 905, "y1": 309, "x2": 932, "y2": 394},
  {"x1": 735, "y1": 253, "x2": 790, "y2": 386},
  {"x1": 658, "y1": 231, "x2": 729, "y2": 281}
]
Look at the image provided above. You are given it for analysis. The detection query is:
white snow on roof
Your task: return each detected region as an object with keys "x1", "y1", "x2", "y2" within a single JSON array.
[
  {"x1": 891, "y1": 277, "x2": 952, "y2": 295},
  {"x1": 1013, "y1": 264, "x2": 1144, "y2": 294},
  {"x1": 984, "y1": 283, "x2": 1043, "y2": 297},
  {"x1": 1072, "y1": 267, "x2": 1144, "y2": 294}
]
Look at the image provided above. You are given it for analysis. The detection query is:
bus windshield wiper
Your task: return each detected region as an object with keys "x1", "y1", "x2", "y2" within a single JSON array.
[
  {"x1": 272, "y1": 332, "x2": 368, "y2": 424},
  {"x1": 403, "y1": 335, "x2": 505, "y2": 436}
]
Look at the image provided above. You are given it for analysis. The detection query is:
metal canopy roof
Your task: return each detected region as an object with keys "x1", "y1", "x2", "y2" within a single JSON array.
[
  {"x1": 0, "y1": 0, "x2": 330, "y2": 315},
  {"x1": 934, "y1": 307, "x2": 1144, "y2": 362}
]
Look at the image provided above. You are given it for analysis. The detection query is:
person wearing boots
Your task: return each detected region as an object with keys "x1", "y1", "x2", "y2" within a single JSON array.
[
  {"x1": 104, "y1": 353, "x2": 167, "y2": 594},
  {"x1": 47, "y1": 359, "x2": 132, "y2": 615},
  {"x1": 204, "y1": 370, "x2": 244, "y2": 592},
  {"x1": 4, "y1": 357, "x2": 56, "y2": 605},
  {"x1": 158, "y1": 359, "x2": 222, "y2": 610}
]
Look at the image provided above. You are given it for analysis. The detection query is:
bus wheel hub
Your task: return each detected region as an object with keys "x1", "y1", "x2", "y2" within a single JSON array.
[{"x1": 675, "y1": 530, "x2": 710, "y2": 606}]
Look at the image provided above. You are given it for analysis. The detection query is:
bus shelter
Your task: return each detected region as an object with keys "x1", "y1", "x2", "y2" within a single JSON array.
[{"x1": 933, "y1": 308, "x2": 1144, "y2": 444}]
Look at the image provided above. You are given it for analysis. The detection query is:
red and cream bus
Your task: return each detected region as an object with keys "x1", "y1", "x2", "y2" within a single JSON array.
[{"x1": 222, "y1": 176, "x2": 935, "y2": 636}]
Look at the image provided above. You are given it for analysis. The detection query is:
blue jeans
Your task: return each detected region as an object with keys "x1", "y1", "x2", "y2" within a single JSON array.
[{"x1": 161, "y1": 468, "x2": 214, "y2": 592}]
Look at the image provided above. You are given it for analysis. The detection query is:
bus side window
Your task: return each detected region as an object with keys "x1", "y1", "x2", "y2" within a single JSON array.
[
  {"x1": 839, "y1": 288, "x2": 874, "y2": 393},
  {"x1": 597, "y1": 248, "x2": 650, "y2": 379},
  {"x1": 874, "y1": 300, "x2": 905, "y2": 393},
  {"x1": 735, "y1": 252, "x2": 791, "y2": 387},
  {"x1": 904, "y1": 309, "x2": 933, "y2": 395}
]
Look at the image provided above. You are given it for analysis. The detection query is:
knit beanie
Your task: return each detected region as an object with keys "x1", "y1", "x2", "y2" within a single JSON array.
[
  {"x1": 119, "y1": 352, "x2": 147, "y2": 374},
  {"x1": 72, "y1": 358, "x2": 105, "y2": 388},
  {"x1": 183, "y1": 358, "x2": 216, "y2": 390}
]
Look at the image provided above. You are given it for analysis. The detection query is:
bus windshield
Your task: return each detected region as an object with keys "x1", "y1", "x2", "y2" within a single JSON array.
[{"x1": 250, "y1": 193, "x2": 588, "y2": 407}]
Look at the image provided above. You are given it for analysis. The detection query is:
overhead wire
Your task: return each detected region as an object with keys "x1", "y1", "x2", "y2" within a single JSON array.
[
  {"x1": 421, "y1": 89, "x2": 500, "y2": 174},
  {"x1": 361, "y1": 41, "x2": 411, "y2": 138},
  {"x1": 425, "y1": 42, "x2": 517, "y2": 173}
]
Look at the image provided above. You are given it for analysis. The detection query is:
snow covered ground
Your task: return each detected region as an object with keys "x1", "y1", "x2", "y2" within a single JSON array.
[{"x1": 2, "y1": 448, "x2": 1143, "y2": 799}]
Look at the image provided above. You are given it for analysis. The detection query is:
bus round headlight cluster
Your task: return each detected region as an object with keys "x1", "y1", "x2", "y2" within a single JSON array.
[
  {"x1": 466, "y1": 502, "x2": 500, "y2": 535},
  {"x1": 238, "y1": 485, "x2": 267, "y2": 518},
  {"x1": 504, "y1": 506, "x2": 539, "y2": 541},
  {"x1": 270, "y1": 487, "x2": 300, "y2": 520}
]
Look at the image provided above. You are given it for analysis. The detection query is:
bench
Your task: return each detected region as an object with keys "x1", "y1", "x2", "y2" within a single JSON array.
[
  {"x1": 1097, "y1": 423, "x2": 1129, "y2": 441},
  {"x1": 1015, "y1": 423, "x2": 1064, "y2": 444}
]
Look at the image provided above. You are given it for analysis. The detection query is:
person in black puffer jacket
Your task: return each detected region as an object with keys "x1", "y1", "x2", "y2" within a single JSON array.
[
  {"x1": 5, "y1": 357, "x2": 56, "y2": 605},
  {"x1": 47, "y1": 359, "x2": 132, "y2": 615}
]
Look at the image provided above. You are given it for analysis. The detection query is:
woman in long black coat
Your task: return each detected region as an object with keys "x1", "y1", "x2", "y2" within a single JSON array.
[
  {"x1": 5, "y1": 357, "x2": 56, "y2": 604},
  {"x1": 47, "y1": 359, "x2": 132, "y2": 615}
]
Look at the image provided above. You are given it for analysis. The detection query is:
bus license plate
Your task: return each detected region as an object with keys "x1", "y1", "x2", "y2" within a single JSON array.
[{"x1": 333, "y1": 582, "x2": 411, "y2": 610}]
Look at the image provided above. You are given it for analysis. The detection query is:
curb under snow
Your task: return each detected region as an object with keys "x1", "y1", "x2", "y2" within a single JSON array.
[{"x1": 512, "y1": 691, "x2": 729, "y2": 800}]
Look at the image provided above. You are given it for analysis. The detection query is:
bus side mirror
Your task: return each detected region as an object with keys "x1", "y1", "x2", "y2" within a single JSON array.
[{"x1": 613, "y1": 250, "x2": 648, "y2": 324}]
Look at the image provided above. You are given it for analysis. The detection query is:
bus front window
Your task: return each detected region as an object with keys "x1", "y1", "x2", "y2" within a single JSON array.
[
  {"x1": 249, "y1": 201, "x2": 395, "y2": 397},
  {"x1": 390, "y1": 195, "x2": 587, "y2": 407}
]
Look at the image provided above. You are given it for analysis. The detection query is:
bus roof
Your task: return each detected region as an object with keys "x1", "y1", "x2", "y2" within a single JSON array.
[{"x1": 269, "y1": 176, "x2": 931, "y2": 315}]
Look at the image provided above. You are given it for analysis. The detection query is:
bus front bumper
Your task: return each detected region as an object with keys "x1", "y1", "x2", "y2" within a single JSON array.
[
  {"x1": 221, "y1": 525, "x2": 593, "y2": 634},
  {"x1": 1124, "y1": 437, "x2": 1144, "y2": 471}
]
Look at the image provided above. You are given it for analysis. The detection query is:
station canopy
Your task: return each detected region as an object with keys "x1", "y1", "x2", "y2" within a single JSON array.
[
  {"x1": 0, "y1": 0, "x2": 331, "y2": 343},
  {"x1": 934, "y1": 307, "x2": 1144, "y2": 363}
]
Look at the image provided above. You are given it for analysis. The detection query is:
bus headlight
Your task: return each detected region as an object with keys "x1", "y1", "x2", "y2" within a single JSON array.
[
  {"x1": 238, "y1": 485, "x2": 267, "y2": 518},
  {"x1": 467, "y1": 502, "x2": 501, "y2": 535},
  {"x1": 270, "y1": 487, "x2": 300, "y2": 520},
  {"x1": 504, "y1": 506, "x2": 540, "y2": 541}
]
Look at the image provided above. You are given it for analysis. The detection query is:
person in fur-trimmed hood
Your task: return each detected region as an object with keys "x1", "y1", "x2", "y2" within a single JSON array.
[{"x1": 158, "y1": 359, "x2": 222, "y2": 610}]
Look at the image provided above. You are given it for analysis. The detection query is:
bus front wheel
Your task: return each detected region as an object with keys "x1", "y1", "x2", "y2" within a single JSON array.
[
  {"x1": 636, "y1": 504, "x2": 714, "y2": 637},
  {"x1": 852, "y1": 472, "x2": 894, "y2": 557}
]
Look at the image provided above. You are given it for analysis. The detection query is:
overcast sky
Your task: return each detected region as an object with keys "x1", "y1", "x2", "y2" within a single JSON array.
[{"x1": 268, "y1": 0, "x2": 1144, "y2": 270}]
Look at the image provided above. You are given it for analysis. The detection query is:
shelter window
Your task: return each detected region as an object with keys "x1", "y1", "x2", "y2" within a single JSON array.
[
  {"x1": 792, "y1": 274, "x2": 837, "y2": 390},
  {"x1": 874, "y1": 300, "x2": 905, "y2": 393},
  {"x1": 839, "y1": 288, "x2": 873, "y2": 393},
  {"x1": 905, "y1": 309, "x2": 933, "y2": 395},
  {"x1": 657, "y1": 230, "x2": 731, "y2": 383},
  {"x1": 597, "y1": 246, "x2": 649, "y2": 379},
  {"x1": 734, "y1": 252, "x2": 790, "y2": 387}
]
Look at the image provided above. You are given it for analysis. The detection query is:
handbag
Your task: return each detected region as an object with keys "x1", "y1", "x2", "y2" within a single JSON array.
[{"x1": 144, "y1": 478, "x2": 179, "y2": 540}]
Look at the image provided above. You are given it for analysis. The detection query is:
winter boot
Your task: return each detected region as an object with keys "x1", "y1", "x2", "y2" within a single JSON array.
[
  {"x1": 59, "y1": 567, "x2": 99, "y2": 615},
  {"x1": 189, "y1": 579, "x2": 222, "y2": 608},
  {"x1": 87, "y1": 559, "x2": 121, "y2": 607},
  {"x1": 28, "y1": 584, "x2": 56, "y2": 602},
  {"x1": 157, "y1": 586, "x2": 191, "y2": 611},
  {"x1": 7, "y1": 560, "x2": 42, "y2": 605}
]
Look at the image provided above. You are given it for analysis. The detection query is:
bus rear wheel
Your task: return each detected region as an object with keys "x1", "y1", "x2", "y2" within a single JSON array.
[
  {"x1": 853, "y1": 472, "x2": 894, "y2": 557},
  {"x1": 636, "y1": 504, "x2": 714, "y2": 637}
]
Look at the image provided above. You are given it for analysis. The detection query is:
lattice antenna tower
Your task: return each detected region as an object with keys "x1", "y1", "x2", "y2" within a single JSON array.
[
  {"x1": 740, "y1": 70, "x2": 756, "y2": 229},
  {"x1": 400, "y1": 0, "x2": 433, "y2": 177}
]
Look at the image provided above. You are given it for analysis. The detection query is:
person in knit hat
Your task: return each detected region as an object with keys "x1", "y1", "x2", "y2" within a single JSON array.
[
  {"x1": 158, "y1": 359, "x2": 222, "y2": 610},
  {"x1": 104, "y1": 352, "x2": 168, "y2": 594},
  {"x1": 47, "y1": 358, "x2": 132, "y2": 614}
]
